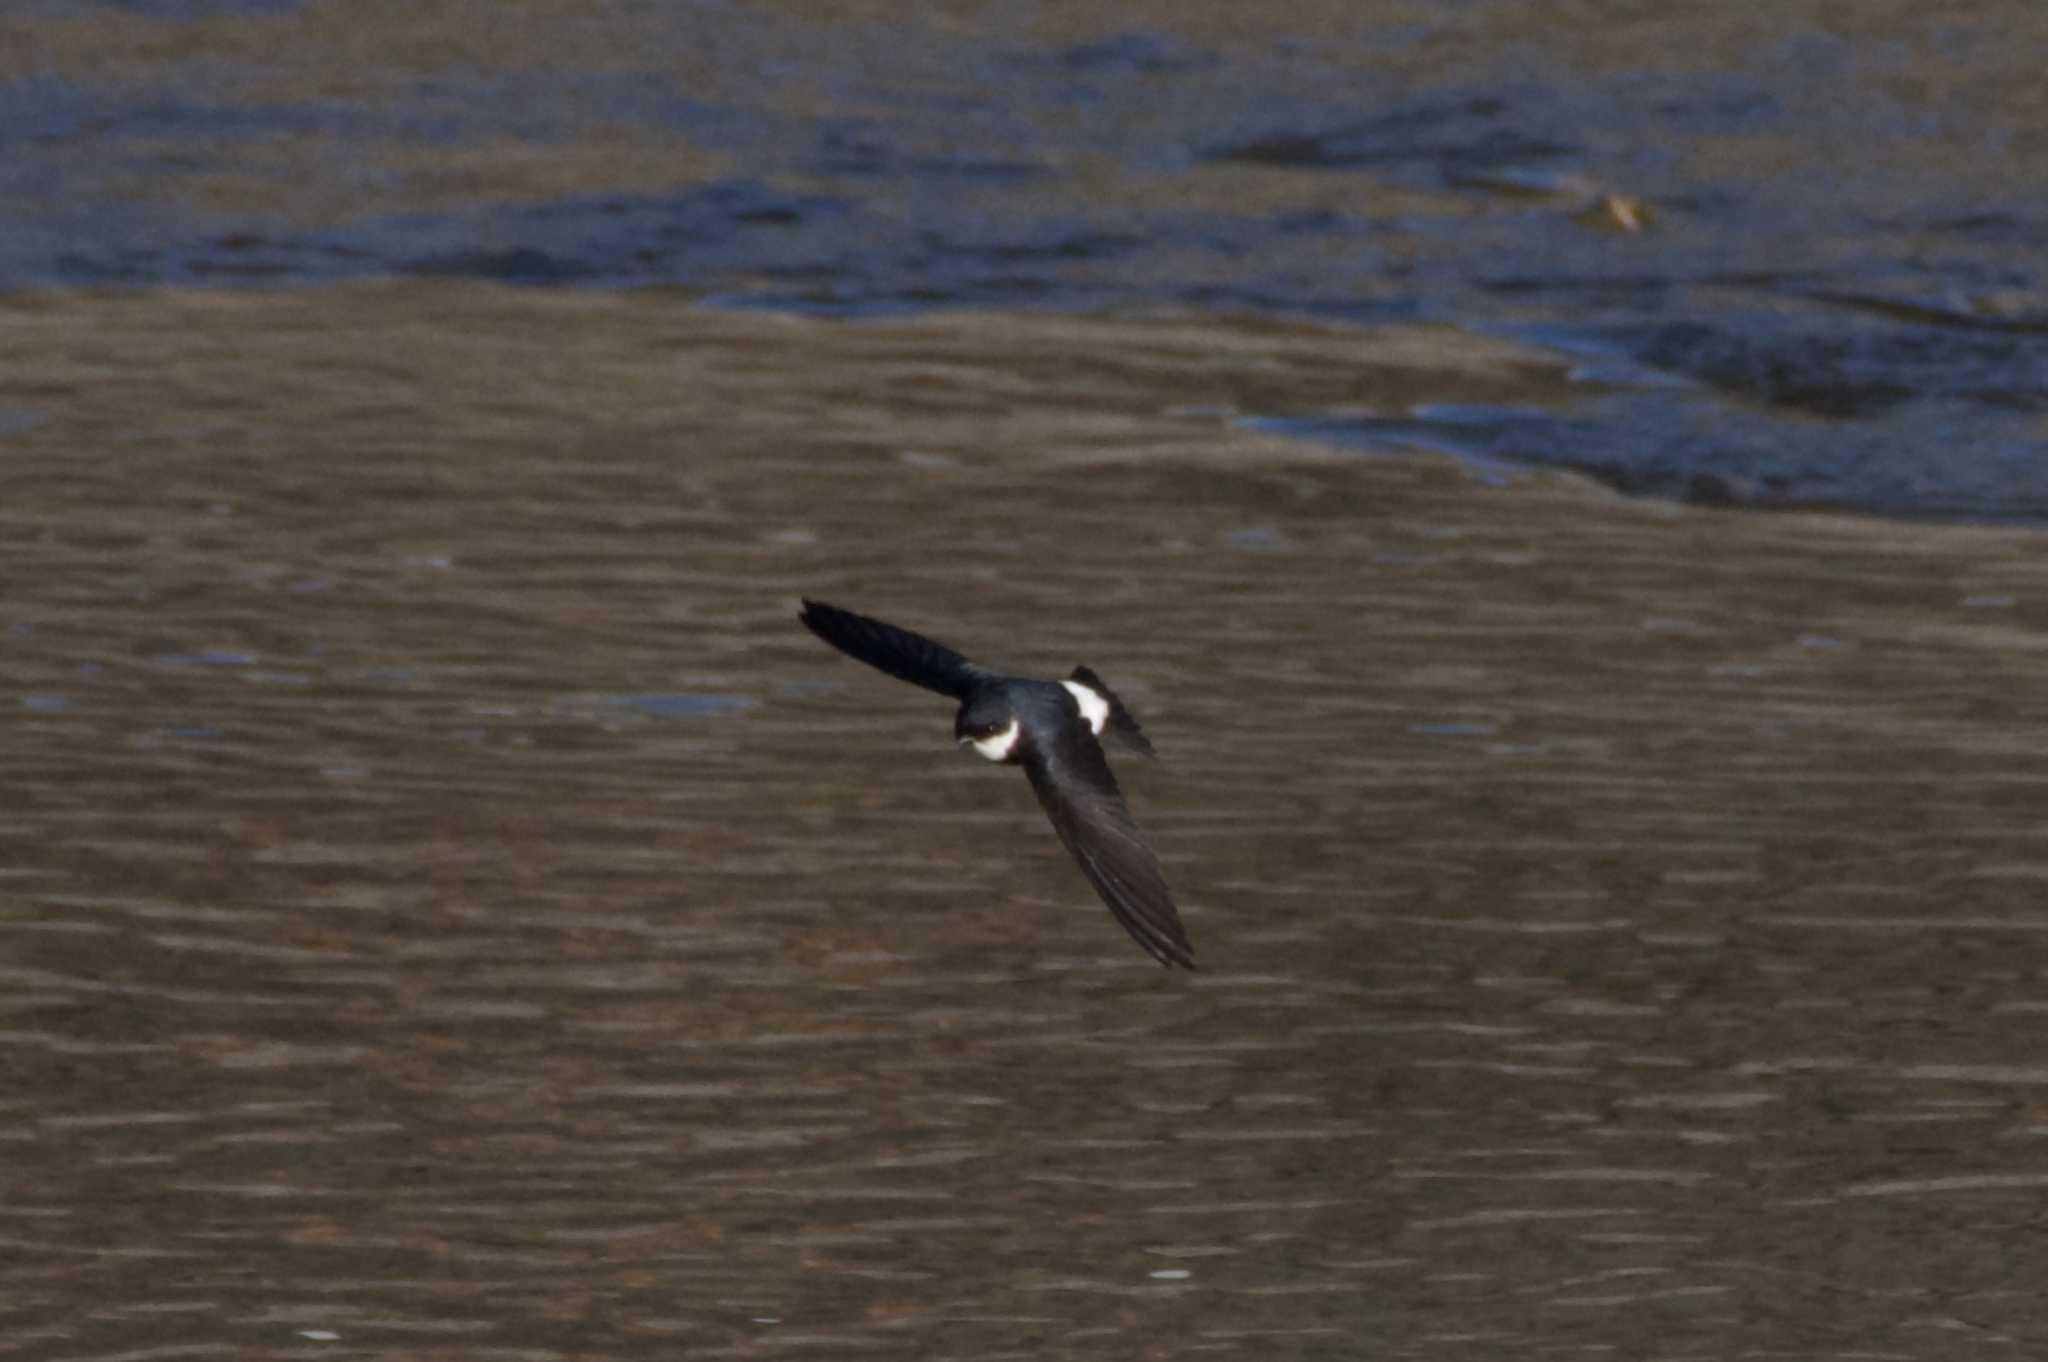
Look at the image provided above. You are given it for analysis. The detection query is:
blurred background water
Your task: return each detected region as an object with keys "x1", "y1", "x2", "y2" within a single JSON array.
[
  {"x1": 9, "y1": 0, "x2": 2048, "y2": 516},
  {"x1": 5, "y1": 3, "x2": 2048, "y2": 1359}
]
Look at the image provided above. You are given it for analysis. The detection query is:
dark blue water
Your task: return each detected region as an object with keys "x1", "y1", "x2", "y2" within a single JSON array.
[{"x1": 8, "y1": 2, "x2": 2046, "y2": 518}]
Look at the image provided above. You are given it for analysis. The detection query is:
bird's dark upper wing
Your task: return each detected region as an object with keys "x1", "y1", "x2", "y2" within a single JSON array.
[
  {"x1": 800, "y1": 599, "x2": 987, "y2": 699},
  {"x1": 1021, "y1": 723, "x2": 1195, "y2": 969}
]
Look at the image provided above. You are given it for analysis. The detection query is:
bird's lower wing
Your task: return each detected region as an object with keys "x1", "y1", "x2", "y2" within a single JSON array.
[
  {"x1": 800, "y1": 599, "x2": 986, "y2": 699},
  {"x1": 1022, "y1": 734, "x2": 1195, "y2": 969}
]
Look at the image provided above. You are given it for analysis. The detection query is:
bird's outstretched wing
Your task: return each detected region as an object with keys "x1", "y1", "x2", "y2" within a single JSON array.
[
  {"x1": 1021, "y1": 723, "x2": 1195, "y2": 969},
  {"x1": 800, "y1": 599, "x2": 987, "y2": 699}
]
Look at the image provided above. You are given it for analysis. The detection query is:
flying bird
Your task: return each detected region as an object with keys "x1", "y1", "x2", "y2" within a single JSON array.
[{"x1": 798, "y1": 599, "x2": 1195, "y2": 968}]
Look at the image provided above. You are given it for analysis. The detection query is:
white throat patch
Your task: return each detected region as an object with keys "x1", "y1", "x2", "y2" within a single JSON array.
[
  {"x1": 968, "y1": 718, "x2": 1021, "y2": 761},
  {"x1": 1060, "y1": 679, "x2": 1110, "y2": 735}
]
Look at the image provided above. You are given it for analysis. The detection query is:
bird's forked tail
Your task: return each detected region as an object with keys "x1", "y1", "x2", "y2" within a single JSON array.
[{"x1": 1070, "y1": 665, "x2": 1156, "y2": 757}]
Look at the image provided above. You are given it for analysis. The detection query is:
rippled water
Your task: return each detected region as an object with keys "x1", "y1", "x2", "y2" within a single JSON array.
[
  {"x1": 5, "y1": 288, "x2": 2048, "y2": 1357},
  {"x1": 9, "y1": 2, "x2": 2048, "y2": 1356},
  {"x1": 7, "y1": 0, "x2": 2048, "y2": 516}
]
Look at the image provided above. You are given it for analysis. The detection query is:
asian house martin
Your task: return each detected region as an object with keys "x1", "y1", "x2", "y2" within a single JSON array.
[{"x1": 799, "y1": 599, "x2": 1196, "y2": 969}]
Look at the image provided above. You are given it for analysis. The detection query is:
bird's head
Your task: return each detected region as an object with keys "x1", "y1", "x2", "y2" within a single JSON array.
[{"x1": 955, "y1": 697, "x2": 1021, "y2": 762}]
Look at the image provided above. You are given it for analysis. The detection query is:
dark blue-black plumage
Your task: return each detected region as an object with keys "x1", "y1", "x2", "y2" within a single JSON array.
[{"x1": 799, "y1": 599, "x2": 1195, "y2": 969}]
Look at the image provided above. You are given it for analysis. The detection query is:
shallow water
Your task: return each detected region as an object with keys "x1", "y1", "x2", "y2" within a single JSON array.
[
  {"x1": 5, "y1": 288, "x2": 2048, "y2": 1357},
  {"x1": 7, "y1": 1, "x2": 2048, "y2": 516}
]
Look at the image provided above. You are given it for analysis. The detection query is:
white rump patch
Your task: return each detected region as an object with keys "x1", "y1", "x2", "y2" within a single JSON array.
[
  {"x1": 1061, "y1": 679, "x2": 1110, "y2": 735},
  {"x1": 968, "y1": 718, "x2": 1021, "y2": 761}
]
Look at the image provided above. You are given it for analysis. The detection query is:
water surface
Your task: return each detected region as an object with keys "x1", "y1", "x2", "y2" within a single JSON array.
[
  {"x1": 6, "y1": 1, "x2": 2047, "y2": 516},
  {"x1": 5, "y1": 289, "x2": 2048, "y2": 1357}
]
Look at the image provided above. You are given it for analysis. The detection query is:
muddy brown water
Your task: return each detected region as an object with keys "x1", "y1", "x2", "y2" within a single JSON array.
[{"x1": 6, "y1": 287, "x2": 2048, "y2": 1357}]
